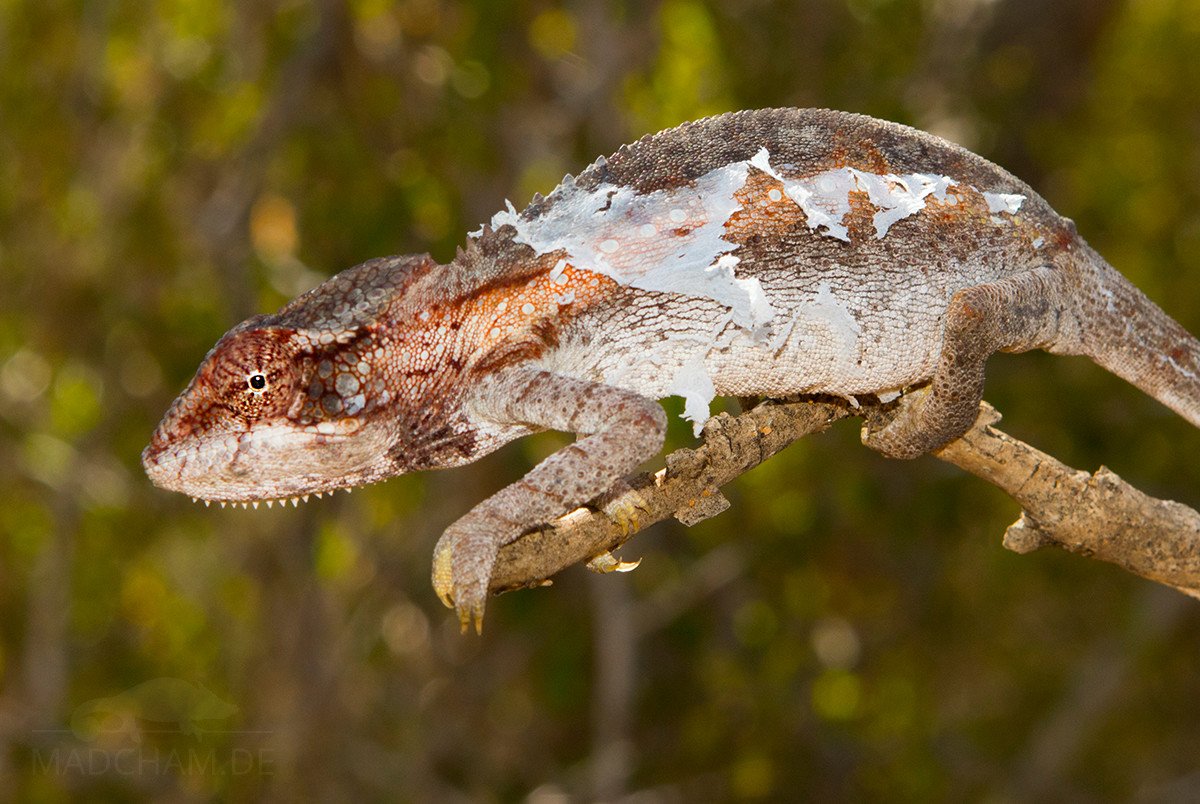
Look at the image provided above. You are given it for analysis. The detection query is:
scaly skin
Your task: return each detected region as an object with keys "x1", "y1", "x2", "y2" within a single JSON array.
[{"x1": 144, "y1": 108, "x2": 1200, "y2": 631}]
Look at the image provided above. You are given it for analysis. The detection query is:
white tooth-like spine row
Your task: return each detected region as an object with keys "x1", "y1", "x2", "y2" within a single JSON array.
[{"x1": 196, "y1": 487, "x2": 355, "y2": 508}]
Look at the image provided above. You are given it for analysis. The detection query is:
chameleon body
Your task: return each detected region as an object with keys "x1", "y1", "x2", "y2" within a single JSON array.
[{"x1": 143, "y1": 108, "x2": 1200, "y2": 629}]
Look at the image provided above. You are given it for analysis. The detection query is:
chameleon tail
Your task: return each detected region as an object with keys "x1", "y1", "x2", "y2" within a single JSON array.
[{"x1": 1073, "y1": 248, "x2": 1200, "y2": 429}]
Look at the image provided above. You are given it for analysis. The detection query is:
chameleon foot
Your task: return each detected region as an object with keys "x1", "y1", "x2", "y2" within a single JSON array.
[
  {"x1": 862, "y1": 384, "x2": 985, "y2": 459},
  {"x1": 860, "y1": 386, "x2": 933, "y2": 459},
  {"x1": 595, "y1": 480, "x2": 647, "y2": 536},
  {"x1": 431, "y1": 525, "x2": 492, "y2": 635}
]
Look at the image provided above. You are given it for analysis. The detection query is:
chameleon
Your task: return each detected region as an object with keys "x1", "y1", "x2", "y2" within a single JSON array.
[{"x1": 143, "y1": 108, "x2": 1200, "y2": 631}]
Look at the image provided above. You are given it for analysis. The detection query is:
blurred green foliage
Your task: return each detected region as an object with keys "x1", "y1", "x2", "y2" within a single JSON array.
[{"x1": 2, "y1": 0, "x2": 1200, "y2": 800}]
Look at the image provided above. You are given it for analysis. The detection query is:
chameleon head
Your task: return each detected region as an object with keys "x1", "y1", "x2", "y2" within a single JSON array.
[{"x1": 142, "y1": 318, "x2": 394, "y2": 504}]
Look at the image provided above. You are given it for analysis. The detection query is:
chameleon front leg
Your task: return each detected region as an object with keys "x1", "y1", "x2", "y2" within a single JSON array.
[
  {"x1": 864, "y1": 266, "x2": 1073, "y2": 459},
  {"x1": 433, "y1": 364, "x2": 667, "y2": 632}
]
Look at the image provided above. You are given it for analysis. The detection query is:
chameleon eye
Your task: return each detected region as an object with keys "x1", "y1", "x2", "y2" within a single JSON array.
[{"x1": 248, "y1": 373, "x2": 268, "y2": 391}]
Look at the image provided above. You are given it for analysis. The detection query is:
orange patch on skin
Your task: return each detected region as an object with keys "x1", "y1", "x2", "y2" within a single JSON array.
[
  {"x1": 1051, "y1": 225, "x2": 1076, "y2": 251},
  {"x1": 458, "y1": 257, "x2": 619, "y2": 350},
  {"x1": 922, "y1": 186, "x2": 1000, "y2": 228},
  {"x1": 724, "y1": 170, "x2": 808, "y2": 242},
  {"x1": 378, "y1": 257, "x2": 622, "y2": 380},
  {"x1": 827, "y1": 136, "x2": 891, "y2": 175},
  {"x1": 923, "y1": 194, "x2": 979, "y2": 229},
  {"x1": 856, "y1": 142, "x2": 892, "y2": 176},
  {"x1": 918, "y1": 188, "x2": 1056, "y2": 256},
  {"x1": 841, "y1": 190, "x2": 879, "y2": 238}
]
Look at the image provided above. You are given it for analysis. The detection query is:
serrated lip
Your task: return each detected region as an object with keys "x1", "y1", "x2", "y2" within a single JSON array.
[{"x1": 186, "y1": 487, "x2": 357, "y2": 508}]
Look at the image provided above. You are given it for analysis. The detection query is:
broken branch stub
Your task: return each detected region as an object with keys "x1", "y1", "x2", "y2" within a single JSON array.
[{"x1": 934, "y1": 403, "x2": 1200, "y2": 598}]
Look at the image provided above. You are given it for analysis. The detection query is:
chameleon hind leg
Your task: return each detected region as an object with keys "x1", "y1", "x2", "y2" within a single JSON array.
[{"x1": 863, "y1": 266, "x2": 1076, "y2": 459}]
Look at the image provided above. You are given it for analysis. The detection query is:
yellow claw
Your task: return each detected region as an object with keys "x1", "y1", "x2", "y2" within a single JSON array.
[
  {"x1": 587, "y1": 551, "x2": 643, "y2": 574},
  {"x1": 432, "y1": 543, "x2": 456, "y2": 610},
  {"x1": 458, "y1": 604, "x2": 484, "y2": 636}
]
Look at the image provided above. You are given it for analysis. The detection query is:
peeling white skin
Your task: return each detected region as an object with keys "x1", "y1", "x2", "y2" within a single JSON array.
[
  {"x1": 489, "y1": 162, "x2": 777, "y2": 330},
  {"x1": 752, "y1": 147, "x2": 957, "y2": 241},
  {"x1": 667, "y1": 357, "x2": 717, "y2": 436},
  {"x1": 781, "y1": 169, "x2": 856, "y2": 242},
  {"x1": 796, "y1": 281, "x2": 863, "y2": 370},
  {"x1": 984, "y1": 191, "x2": 1026, "y2": 215},
  {"x1": 794, "y1": 168, "x2": 957, "y2": 241},
  {"x1": 857, "y1": 172, "x2": 956, "y2": 238},
  {"x1": 521, "y1": 147, "x2": 1034, "y2": 431},
  {"x1": 488, "y1": 147, "x2": 1013, "y2": 338}
]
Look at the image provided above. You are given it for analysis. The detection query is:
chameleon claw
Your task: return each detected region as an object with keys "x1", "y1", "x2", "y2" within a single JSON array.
[
  {"x1": 432, "y1": 543, "x2": 455, "y2": 609},
  {"x1": 457, "y1": 603, "x2": 485, "y2": 635},
  {"x1": 587, "y1": 551, "x2": 642, "y2": 574},
  {"x1": 432, "y1": 529, "x2": 492, "y2": 633},
  {"x1": 608, "y1": 505, "x2": 639, "y2": 535}
]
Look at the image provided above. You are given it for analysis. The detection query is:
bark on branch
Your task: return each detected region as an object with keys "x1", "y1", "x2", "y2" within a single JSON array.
[
  {"x1": 935, "y1": 403, "x2": 1200, "y2": 598},
  {"x1": 489, "y1": 399, "x2": 1200, "y2": 600}
]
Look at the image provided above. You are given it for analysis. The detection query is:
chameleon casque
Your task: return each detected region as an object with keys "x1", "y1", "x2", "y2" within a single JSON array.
[{"x1": 144, "y1": 108, "x2": 1200, "y2": 630}]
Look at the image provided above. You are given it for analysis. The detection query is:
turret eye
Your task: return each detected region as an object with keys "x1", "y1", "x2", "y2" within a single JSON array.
[{"x1": 248, "y1": 373, "x2": 268, "y2": 391}]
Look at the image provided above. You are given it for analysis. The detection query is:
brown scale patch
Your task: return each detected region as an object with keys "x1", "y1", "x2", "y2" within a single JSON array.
[
  {"x1": 923, "y1": 198, "x2": 972, "y2": 226},
  {"x1": 826, "y1": 133, "x2": 891, "y2": 175},
  {"x1": 921, "y1": 186, "x2": 1019, "y2": 236},
  {"x1": 841, "y1": 190, "x2": 880, "y2": 239},
  {"x1": 1051, "y1": 224, "x2": 1077, "y2": 251},
  {"x1": 940, "y1": 187, "x2": 1065, "y2": 258},
  {"x1": 921, "y1": 195, "x2": 991, "y2": 241},
  {"x1": 856, "y1": 140, "x2": 892, "y2": 175},
  {"x1": 725, "y1": 169, "x2": 808, "y2": 243}
]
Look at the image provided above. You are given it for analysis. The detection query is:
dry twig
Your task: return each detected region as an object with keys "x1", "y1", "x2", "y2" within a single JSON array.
[{"x1": 489, "y1": 399, "x2": 1200, "y2": 599}]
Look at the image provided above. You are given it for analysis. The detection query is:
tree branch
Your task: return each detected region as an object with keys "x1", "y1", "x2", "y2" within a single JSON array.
[
  {"x1": 934, "y1": 402, "x2": 1200, "y2": 598},
  {"x1": 489, "y1": 398, "x2": 1200, "y2": 600}
]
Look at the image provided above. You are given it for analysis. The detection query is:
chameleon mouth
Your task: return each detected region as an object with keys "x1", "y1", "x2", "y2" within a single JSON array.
[{"x1": 142, "y1": 419, "x2": 383, "y2": 506}]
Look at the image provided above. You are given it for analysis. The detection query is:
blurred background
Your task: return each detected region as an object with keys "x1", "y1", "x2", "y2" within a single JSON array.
[{"x1": 2, "y1": 0, "x2": 1200, "y2": 799}]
